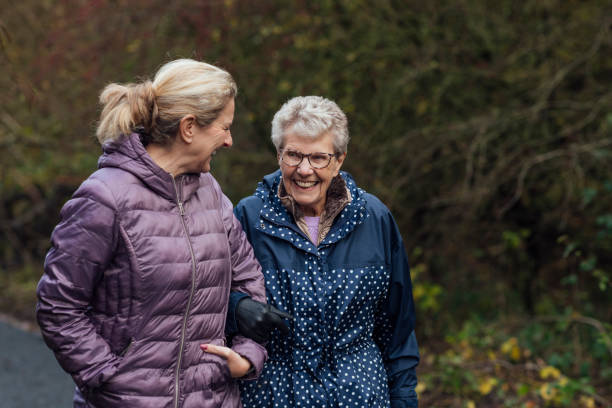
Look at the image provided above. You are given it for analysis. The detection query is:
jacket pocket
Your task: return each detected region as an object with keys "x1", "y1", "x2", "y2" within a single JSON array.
[
  {"x1": 200, "y1": 352, "x2": 232, "y2": 389},
  {"x1": 95, "y1": 337, "x2": 140, "y2": 395}
]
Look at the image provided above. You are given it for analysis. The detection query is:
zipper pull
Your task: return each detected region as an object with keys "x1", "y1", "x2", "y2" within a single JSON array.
[{"x1": 177, "y1": 201, "x2": 185, "y2": 216}]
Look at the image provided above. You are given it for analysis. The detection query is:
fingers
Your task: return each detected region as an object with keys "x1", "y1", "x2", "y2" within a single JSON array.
[
  {"x1": 264, "y1": 310, "x2": 290, "y2": 335},
  {"x1": 267, "y1": 304, "x2": 294, "y2": 320},
  {"x1": 201, "y1": 344, "x2": 252, "y2": 378},
  {"x1": 200, "y1": 344, "x2": 231, "y2": 359}
]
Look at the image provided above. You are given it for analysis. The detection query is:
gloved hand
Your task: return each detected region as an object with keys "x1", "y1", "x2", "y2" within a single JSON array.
[{"x1": 235, "y1": 297, "x2": 293, "y2": 343}]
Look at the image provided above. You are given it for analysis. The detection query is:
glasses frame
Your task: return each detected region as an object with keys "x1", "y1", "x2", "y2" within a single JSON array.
[{"x1": 280, "y1": 149, "x2": 339, "y2": 169}]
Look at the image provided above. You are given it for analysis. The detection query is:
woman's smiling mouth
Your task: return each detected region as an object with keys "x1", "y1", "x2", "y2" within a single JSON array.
[{"x1": 294, "y1": 179, "x2": 318, "y2": 188}]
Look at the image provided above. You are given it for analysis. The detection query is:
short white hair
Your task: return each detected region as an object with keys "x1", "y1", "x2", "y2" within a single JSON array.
[{"x1": 271, "y1": 96, "x2": 349, "y2": 154}]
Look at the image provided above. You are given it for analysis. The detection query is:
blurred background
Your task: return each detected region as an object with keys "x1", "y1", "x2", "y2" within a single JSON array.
[{"x1": 0, "y1": 0, "x2": 610, "y2": 406}]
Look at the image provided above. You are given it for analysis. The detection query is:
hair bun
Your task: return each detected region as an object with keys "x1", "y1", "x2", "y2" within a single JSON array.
[{"x1": 128, "y1": 80, "x2": 157, "y2": 133}]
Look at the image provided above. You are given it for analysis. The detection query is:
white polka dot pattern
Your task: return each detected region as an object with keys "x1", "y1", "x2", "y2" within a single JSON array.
[{"x1": 239, "y1": 174, "x2": 398, "y2": 407}]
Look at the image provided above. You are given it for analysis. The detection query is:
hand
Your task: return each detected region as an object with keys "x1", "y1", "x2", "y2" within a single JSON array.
[
  {"x1": 200, "y1": 344, "x2": 252, "y2": 378},
  {"x1": 235, "y1": 298, "x2": 293, "y2": 343}
]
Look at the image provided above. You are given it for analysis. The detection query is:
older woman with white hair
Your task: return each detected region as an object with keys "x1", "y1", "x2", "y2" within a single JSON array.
[{"x1": 231, "y1": 96, "x2": 420, "y2": 407}]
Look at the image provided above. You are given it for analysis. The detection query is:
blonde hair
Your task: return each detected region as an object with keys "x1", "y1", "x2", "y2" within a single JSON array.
[
  {"x1": 271, "y1": 96, "x2": 349, "y2": 154},
  {"x1": 96, "y1": 59, "x2": 237, "y2": 145}
]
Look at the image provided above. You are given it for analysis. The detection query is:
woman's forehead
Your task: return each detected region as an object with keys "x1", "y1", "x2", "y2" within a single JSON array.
[{"x1": 283, "y1": 131, "x2": 334, "y2": 151}]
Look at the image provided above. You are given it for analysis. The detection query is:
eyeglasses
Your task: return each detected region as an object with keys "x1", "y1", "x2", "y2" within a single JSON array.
[{"x1": 280, "y1": 149, "x2": 338, "y2": 169}]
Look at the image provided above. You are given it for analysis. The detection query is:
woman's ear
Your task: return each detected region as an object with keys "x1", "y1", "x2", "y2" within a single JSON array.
[
  {"x1": 333, "y1": 152, "x2": 346, "y2": 175},
  {"x1": 178, "y1": 115, "x2": 196, "y2": 144}
]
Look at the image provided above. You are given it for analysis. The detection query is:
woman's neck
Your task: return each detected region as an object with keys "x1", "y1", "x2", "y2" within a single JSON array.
[
  {"x1": 299, "y1": 204, "x2": 324, "y2": 217},
  {"x1": 146, "y1": 142, "x2": 187, "y2": 177}
]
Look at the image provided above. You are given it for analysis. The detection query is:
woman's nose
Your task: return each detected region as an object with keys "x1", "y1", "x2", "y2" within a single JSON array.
[
  {"x1": 296, "y1": 158, "x2": 313, "y2": 174},
  {"x1": 224, "y1": 131, "x2": 233, "y2": 147}
]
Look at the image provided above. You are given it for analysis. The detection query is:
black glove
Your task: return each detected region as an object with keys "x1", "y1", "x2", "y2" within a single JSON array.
[{"x1": 235, "y1": 297, "x2": 293, "y2": 343}]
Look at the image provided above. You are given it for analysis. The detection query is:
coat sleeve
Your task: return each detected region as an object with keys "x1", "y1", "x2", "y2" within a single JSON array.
[
  {"x1": 374, "y1": 212, "x2": 420, "y2": 408},
  {"x1": 219, "y1": 191, "x2": 267, "y2": 379},
  {"x1": 36, "y1": 176, "x2": 122, "y2": 391},
  {"x1": 225, "y1": 291, "x2": 249, "y2": 336},
  {"x1": 225, "y1": 197, "x2": 263, "y2": 337}
]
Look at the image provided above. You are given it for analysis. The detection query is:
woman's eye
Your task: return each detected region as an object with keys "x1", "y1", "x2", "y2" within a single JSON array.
[
  {"x1": 287, "y1": 151, "x2": 300, "y2": 159},
  {"x1": 311, "y1": 154, "x2": 326, "y2": 162}
]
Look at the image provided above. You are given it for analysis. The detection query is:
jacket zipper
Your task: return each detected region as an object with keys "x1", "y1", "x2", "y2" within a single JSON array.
[
  {"x1": 172, "y1": 176, "x2": 198, "y2": 408},
  {"x1": 119, "y1": 337, "x2": 134, "y2": 357}
]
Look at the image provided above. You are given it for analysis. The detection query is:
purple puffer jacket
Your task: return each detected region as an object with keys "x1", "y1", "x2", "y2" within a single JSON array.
[{"x1": 36, "y1": 133, "x2": 267, "y2": 407}]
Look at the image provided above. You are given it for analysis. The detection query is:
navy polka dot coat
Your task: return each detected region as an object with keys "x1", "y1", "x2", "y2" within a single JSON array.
[{"x1": 234, "y1": 170, "x2": 419, "y2": 408}]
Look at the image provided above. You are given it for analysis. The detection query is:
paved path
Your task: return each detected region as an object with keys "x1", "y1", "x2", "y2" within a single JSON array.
[{"x1": 0, "y1": 320, "x2": 74, "y2": 407}]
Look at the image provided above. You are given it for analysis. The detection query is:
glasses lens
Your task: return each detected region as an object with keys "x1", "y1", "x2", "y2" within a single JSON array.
[
  {"x1": 309, "y1": 153, "x2": 331, "y2": 168},
  {"x1": 283, "y1": 150, "x2": 302, "y2": 166}
]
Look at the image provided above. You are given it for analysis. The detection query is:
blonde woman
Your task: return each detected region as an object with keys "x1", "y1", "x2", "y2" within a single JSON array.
[{"x1": 37, "y1": 59, "x2": 267, "y2": 407}]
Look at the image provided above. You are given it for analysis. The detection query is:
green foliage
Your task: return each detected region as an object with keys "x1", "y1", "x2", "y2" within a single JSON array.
[
  {"x1": 1, "y1": 0, "x2": 611, "y2": 404},
  {"x1": 418, "y1": 314, "x2": 611, "y2": 407}
]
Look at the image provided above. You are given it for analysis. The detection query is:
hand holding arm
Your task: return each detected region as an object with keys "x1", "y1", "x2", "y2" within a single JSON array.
[
  {"x1": 235, "y1": 297, "x2": 293, "y2": 343},
  {"x1": 200, "y1": 344, "x2": 252, "y2": 378}
]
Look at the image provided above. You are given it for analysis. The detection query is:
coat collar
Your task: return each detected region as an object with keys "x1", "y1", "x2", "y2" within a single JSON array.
[
  {"x1": 278, "y1": 175, "x2": 352, "y2": 245},
  {"x1": 278, "y1": 174, "x2": 351, "y2": 218},
  {"x1": 98, "y1": 133, "x2": 202, "y2": 202},
  {"x1": 255, "y1": 170, "x2": 369, "y2": 251}
]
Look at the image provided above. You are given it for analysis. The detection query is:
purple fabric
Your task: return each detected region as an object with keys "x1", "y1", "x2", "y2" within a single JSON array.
[
  {"x1": 36, "y1": 133, "x2": 267, "y2": 408},
  {"x1": 303, "y1": 215, "x2": 320, "y2": 243}
]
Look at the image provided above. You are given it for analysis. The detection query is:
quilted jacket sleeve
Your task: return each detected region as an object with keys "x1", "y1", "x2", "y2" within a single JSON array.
[
  {"x1": 36, "y1": 176, "x2": 121, "y2": 391},
  {"x1": 374, "y1": 211, "x2": 420, "y2": 408},
  {"x1": 219, "y1": 190, "x2": 267, "y2": 379}
]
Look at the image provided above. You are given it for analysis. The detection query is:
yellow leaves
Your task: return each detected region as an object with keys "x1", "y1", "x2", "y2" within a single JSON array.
[
  {"x1": 478, "y1": 377, "x2": 498, "y2": 395},
  {"x1": 416, "y1": 99, "x2": 428, "y2": 116},
  {"x1": 500, "y1": 337, "x2": 516, "y2": 353},
  {"x1": 466, "y1": 401, "x2": 476, "y2": 408},
  {"x1": 413, "y1": 284, "x2": 425, "y2": 300},
  {"x1": 511, "y1": 346, "x2": 521, "y2": 361},
  {"x1": 125, "y1": 39, "x2": 141, "y2": 53},
  {"x1": 500, "y1": 337, "x2": 521, "y2": 361},
  {"x1": 442, "y1": 348, "x2": 462, "y2": 364},
  {"x1": 415, "y1": 381, "x2": 427, "y2": 395},
  {"x1": 412, "y1": 282, "x2": 442, "y2": 311},
  {"x1": 539, "y1": 365, "x2": 561, "y2": 380},
  {"x1": 537, "y1": 365, "x2": 567, "y2": 404},
  {"x1": 538, "y1": 383, "x2": 557, "y2": 401},
  {"x1": 579, "y1": 396, "x2": 596, "y2": 408},
  {"x1": 410, "y1": 262, "x2": 427, "y2": 278},
  {"x1": 278, "y1": 81, "x2": 291, "y2": 92}
]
